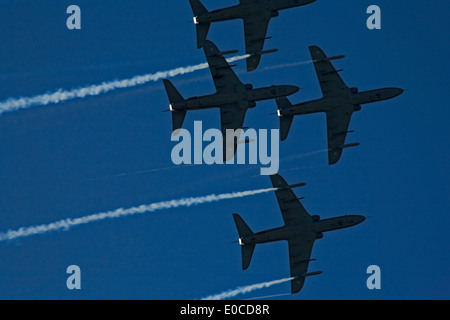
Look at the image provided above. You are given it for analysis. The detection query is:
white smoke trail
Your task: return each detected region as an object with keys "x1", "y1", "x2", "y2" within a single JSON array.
[
  {"x1": 259, "y1": 60, "x2": 313, "y2": 72},
  {"x1": 0, "y1": 55, "x2": 249, "y2": 116},
  {"x1": 201, "y1": 277, "x2": 294, "y2": 300},
  {"x1": 0, "y1": 187, "x2": 275, "y2": 242}
]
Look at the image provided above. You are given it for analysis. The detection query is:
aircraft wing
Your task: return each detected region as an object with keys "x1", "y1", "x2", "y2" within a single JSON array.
[
  {"x1": 326, "y1": 107, "x2": 353, "y2": 165},
  {"x1": 221, "y1": 102, "x2": 248, "y2": 161},
  {"x1": 288, "y1": 234, "x2": 316, "y2": 293},
  {"x1": 203, "y1": 40, "x2": 243, "y2": 94},
  {"x1": 270, "y1": 174, "x2": 312, "y2": 226},
  {"x1": 243, "y1": 9, "x2": 272, "y2": 71},
  {"x1": 309, "y1": 45, "x2": 347, "y2": 97}
]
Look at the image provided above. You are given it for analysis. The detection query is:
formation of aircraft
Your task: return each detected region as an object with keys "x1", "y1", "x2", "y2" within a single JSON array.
[
  {"x1": 233, "y1": 174, "x2": 365, "y2": 293},
  {"x1": 160, "y1": 1, "x2": 404, "y2": 294}
]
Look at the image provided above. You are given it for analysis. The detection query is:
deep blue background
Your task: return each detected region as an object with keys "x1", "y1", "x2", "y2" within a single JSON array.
[{"x1": 0, "y1": 0, "x2": 448, "y2": 299}]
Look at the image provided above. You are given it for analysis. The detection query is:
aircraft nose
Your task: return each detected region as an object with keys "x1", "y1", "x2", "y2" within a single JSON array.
[
  {"x1": 357, "y1": 215, "x2": 366, "y2": 224},
  {"x1": 391, "y1": 88, "x2": 404, "y2": 98},
  {"x1": 396, "y1": 88, "x2": 405, "y2": 96},
  {"x1": 286, "y1": 85, "x2": 300, "y2": 95}
]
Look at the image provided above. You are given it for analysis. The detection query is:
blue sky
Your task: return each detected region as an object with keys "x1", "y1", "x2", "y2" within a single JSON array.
[{"x1": 0, "y1": 0, "x2": 448, "y2": 300}]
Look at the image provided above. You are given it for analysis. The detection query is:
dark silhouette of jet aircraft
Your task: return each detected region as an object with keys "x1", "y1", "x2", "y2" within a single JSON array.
[
  {"x1": 163, "y1": 40, "x2": 299, "y2": 160},
  {"x1": 189, "y1": 0, "x2": 317, "y2": 71},
  {"x1": 233, "y1": 173, "x2": 365, "y2": 294},
  {"x1": 276, "y1": 46, "x2": 404, "y2": 165}
]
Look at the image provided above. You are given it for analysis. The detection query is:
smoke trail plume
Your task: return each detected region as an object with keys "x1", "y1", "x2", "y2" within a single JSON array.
[
  {"x1": 259, "y1": 60, "x2": 313, "y2": 72},
  {"x1": 0, "y1": 187, "x2": 275, "y2": 242},
  {"x1": 0, "y1": 55, "x2": 249, "y2": 116},
  {"x1": 201, "y1": 277, "x2": 294, "y2": 300}
]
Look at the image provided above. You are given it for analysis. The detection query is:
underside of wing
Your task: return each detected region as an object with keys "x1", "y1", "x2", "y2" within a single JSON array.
[
  {"x1": 203, "y1": 40, "x2": 243, "y2": 93},
  {"x1": 326, "y1": 108, "x2": 353, "y2": 165},
  {"x1": 270, "y1": 174, "x2": 312, "y2": 226},
  {"x1": 221, "y1": 103, "x2": 248, "y2": 161},
  {"x1": 309, "y1": 46, "x2": 347, "y2": 97},
  {"x1": 243, "y1": 10, "x2": 272, "y2": 71},
  {"x1": 288, "y1": 234, "x2": 316, "y2": 294}
]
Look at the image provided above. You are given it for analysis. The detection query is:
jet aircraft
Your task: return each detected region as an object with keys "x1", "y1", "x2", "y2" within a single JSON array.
[
  {"x1": 189, "y1": 0, "x2": 317, "y2": 71},
  {"x1": 233, "y1": 173, "x2": 365, "y2": 294},
  {"x1": 163, "y1": 40, "x2": 299, "y2": 160},
  {"x1": 276, "y1": 45, "x2": 404, "y2": 165}
]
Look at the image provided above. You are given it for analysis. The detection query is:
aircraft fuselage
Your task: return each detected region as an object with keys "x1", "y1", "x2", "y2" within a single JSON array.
[
  {"x1": 239, "y1": 214, "x2": 365, "y2": 245},
  {"x1": 194, "y1": 0, "x2": 316, "y2": 24},
  {"x1": 171, "y1": 85, "x2": 299, "y2": 111},
  {"x1": 279, "y1": 87, "x2": 404, "y2": 116}
]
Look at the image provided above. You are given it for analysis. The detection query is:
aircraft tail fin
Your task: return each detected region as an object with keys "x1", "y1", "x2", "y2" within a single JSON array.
[
  {"x1": 280, "y1": 116, "x2": 294, "y2": 141},
  {"x1": 163, "y1": 79, "x2": 184, "y2": 104},
  {"x1": 196, "y1": 23, "x2": 211, "y2": 49},
  {"x1": 189, "y1": 0, "x2": 211, "y2": 48},
  {"x1": 232, "y1": 214, "x2": 256, "y2": 270},
  {"x1": 233, "y1": 214, "x2": 254, "y2": 238},
  {"x1": 276, "y1": 97, "x2": 293, "y2": 110},
  {"x1": 276, "y1": 97, "x2": 294, "y2": 141},
  {"x1": 240, "y1": 244, "x2": 255, "y2": 270},
  {"x1": 171, "y1": 110, "x2": 187, "y2": 132},
  {"x1": 163, "y1": 79, "x2": 186, "y2": 131},
  {"x1": 189, "y1": 0, "x2": 209, "y2": 16}
]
